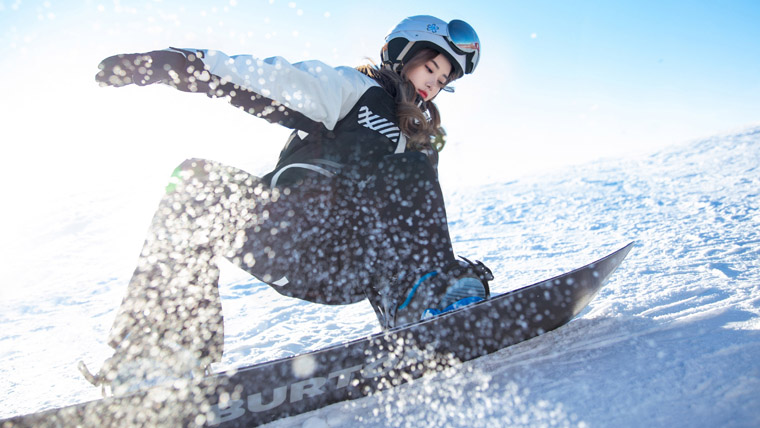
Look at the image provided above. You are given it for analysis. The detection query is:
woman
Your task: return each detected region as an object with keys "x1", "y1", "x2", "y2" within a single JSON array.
[{"x1": 85, "y1": 15, "x2": 493, "y2": 392}]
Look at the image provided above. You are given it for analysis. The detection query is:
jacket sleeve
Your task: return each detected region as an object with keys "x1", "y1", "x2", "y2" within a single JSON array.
[{"x1": 170, "y1": 48, "x2": 378, "y2": 132}]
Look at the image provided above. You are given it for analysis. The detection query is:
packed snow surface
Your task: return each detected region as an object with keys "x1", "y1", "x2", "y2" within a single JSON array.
[{"x1": 1, "y1": 127, "x2": 759, "y2": 427}]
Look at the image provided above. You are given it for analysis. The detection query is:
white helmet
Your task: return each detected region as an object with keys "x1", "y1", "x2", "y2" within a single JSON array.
[{"x1": 382, "y1": 15, "x2": 481, "y2": 77}]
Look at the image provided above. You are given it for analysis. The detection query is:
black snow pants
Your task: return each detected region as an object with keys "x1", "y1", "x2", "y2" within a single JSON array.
[{"x1": 108, "y1": 151, "x2": 456, "y2": 365}]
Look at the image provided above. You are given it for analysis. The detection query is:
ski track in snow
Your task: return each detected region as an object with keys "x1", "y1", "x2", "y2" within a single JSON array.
[{"x1": 1, "y1": 127, "x2": 760, "y2": 427}]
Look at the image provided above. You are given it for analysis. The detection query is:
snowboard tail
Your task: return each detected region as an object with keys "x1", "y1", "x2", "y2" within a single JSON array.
[{"x1": 2, "y1": 243, "x2": 633, "y2": 427}]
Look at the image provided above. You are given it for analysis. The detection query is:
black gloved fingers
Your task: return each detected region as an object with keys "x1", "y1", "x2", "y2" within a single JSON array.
[
  {"x1": 95, "y1": 50, "x2": 188, "y2": 87},
  {"x1": 133, "y1": 50, "x2": 189, "y2": 87},
  {"x1": 95, "y1": 53, "x2": 148, "y2": 87}
]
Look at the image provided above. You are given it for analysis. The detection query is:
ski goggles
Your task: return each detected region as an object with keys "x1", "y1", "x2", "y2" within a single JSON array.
[{"x1": 445, "y1": 19, "x2": 480, "y2": 74}]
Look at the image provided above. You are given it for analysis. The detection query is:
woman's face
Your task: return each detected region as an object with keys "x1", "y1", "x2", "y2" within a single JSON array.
[{"x1": 404, "y1": 53, "x2": 453, "y2": 102}]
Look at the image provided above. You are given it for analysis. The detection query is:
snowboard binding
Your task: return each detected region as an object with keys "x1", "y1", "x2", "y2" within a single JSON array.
[{"x1": 370, "y1": 256, "x2": 494, "y2": 329}]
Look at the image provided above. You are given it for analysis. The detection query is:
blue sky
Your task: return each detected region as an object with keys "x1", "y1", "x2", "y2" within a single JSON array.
[{"x1": 1, "y1": 0, "x2": 759, "y2": 187}]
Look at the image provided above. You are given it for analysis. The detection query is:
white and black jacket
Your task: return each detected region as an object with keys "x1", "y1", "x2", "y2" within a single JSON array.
[{"x1": 166, "y1": 47, "x2": 432, "y2": 188}]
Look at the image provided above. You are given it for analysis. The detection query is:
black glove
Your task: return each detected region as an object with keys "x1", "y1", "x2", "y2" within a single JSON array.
[{"x1": 95, "y1": 50, "x2": 189, "y2": 87}]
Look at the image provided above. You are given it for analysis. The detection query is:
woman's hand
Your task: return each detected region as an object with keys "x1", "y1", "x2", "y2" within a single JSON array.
[{"x1": 95, "y1": 50, "x2": 188, "y2": 87}]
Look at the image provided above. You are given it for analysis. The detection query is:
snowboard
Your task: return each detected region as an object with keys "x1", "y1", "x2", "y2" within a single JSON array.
[{"x1": 2, "y1": 243, "x2": 633, "y2": 427}]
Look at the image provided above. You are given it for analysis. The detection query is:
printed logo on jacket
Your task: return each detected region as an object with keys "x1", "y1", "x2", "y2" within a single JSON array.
[{"x1": 357, "y1": 106, "x2": 402, "y2": 144}]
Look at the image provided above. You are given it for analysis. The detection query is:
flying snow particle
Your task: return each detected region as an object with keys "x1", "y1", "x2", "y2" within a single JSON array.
[{"x1": 292, "y1": 354, "x2": 317, "y2": 378}]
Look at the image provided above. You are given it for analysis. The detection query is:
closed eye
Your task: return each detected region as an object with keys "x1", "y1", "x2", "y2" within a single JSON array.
[{"x1": 426, "y1": 61, "x2": 448, "y2": 89}]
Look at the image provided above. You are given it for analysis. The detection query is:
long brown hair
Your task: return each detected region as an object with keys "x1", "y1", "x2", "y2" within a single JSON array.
[{"x1": 356, "y1": 49, "x2": 460, "y2": 152}]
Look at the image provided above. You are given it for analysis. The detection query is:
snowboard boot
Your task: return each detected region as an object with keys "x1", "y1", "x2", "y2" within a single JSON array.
[
  {"x1": 79, "y1": 334, "x2": 210, "y2": 396},
  {"x1": 393, "y1": 257, "x2": 494, "y2": 327}
]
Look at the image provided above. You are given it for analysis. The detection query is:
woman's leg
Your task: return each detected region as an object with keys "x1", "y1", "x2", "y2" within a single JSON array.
[
  {"x1": 374, "y1": 152, "x2": 456, "y2": 271},
  {"x1": 236, "y1": 152, "x2": 459, "y2": 321},
  {"x1": 234, "y1": 175, "x2": 371, "y2": 305},
  {"x1": 362, "y1": 152, "x2": 458, "y2": 326},
  {"x1": 107, "y1": 158, "x2": 273, "y2": 368}
]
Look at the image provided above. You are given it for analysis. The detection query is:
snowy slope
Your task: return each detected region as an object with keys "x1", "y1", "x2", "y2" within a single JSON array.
[{"x1": 1, "y1": 127, "x2": 759, "y2": 427}]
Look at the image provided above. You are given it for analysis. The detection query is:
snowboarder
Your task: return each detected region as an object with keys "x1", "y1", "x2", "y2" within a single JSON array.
[{"x1": 85, "y1": 15, "x2": 493, "y2": 392}]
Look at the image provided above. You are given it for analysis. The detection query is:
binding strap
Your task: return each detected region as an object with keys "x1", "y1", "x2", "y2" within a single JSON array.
[{"x1": 397, "y1": 271, "x2": 439, "y2": 310}]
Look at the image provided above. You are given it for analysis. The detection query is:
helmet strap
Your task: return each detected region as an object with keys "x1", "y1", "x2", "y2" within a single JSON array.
[{"x1": 396, "y1": 41, "x2": 415, "y2": 64}]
